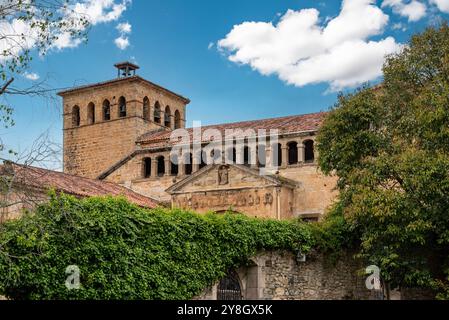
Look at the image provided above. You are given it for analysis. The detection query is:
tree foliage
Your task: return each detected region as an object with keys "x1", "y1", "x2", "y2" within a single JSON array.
[
  {"x1": 0, "y1": 193, "x2": 313, "y2": 300},
  {"x1": 316, "y1": 24, "x2": 449, "y2": 297},
  {"x1": 0, "y1": 0, "x2": 89, "y2": 153}
]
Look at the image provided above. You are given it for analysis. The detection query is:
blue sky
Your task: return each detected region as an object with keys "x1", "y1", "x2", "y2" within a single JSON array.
[{"x1": 1, "y1": 0, "x2": 448, "y2": 167}]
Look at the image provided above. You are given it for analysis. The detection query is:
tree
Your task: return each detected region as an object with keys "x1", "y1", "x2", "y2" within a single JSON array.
[
  {"x1": 0, "y1": 1, "x2": 92, "y2": 218},
  {"x1": 0, "y1": 0, "x2": 89, "y2": 137},
  {"x1": 0, "y1": 0, "x2": 89, "y2": 89},
  {"x1": 317, "y1": 24, "x2": 449, "y2": 298}
]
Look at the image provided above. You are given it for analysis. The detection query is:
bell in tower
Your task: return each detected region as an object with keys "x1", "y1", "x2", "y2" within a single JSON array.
[{"x1": 114, "y1": 61, "x2": 140, "y2": 78}]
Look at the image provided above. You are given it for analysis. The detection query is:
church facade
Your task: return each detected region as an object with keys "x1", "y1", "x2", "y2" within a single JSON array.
[{"x1": 58, "y1": 62, "x2": 337, "y2": 220}]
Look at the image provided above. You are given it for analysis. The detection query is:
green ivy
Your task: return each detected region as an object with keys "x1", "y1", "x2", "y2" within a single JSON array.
[{"x1": 0, "y1": 192, "x2": 314, "y2": 300}]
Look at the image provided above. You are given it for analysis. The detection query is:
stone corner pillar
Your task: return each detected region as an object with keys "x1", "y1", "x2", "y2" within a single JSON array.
[
  {"x1": 298, "y1": 142, "x2": 305, "y2": 164},
  {"x1": 165, "y1": 156, "x2": 171, "y2": 176},
  {"x1": 151, "y1": 158, "x2": 158, "y2": 177},
  {"x1": 250, "y1": 146, "x2": 258, "y2": 168},
  {"x1": 281, "y1": 145, "x2": 288, "y2": 168},
  {"x1": 178, "y1": 154, "x2": 185, "y2": 177},
  {"x1": 265, "y1": 146, "x2": 272, "y2": 169}
]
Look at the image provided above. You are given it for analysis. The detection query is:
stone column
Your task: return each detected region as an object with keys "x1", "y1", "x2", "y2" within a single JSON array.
[
  {"x1": 165, "y1": 156, "x2": 171, "y2": 176},
  {"x1": 170, "y1": 114, "x2": 175, "y2": 130},
  {"x1": 281, "y1": 145, "x2": 288, "y2": 168},
  {"x1": 298, "y1": 142, "x2": 305, "y2": 164},
  {"x1": 151, "y1": 158, "x2": 158, "y2": 177},
  {"x1": 178, "y1": 151, "x2": 185, "y2": 177},
  {"x1": 236, "y1": 144, "x2": 244, "y2": 165},
  {"x1": 149, "y1": 105, "x2": 154, "y2": 122},
  {"x1": 224, "y1": 146, "x2": 233, "y2": 165},
  {"x1": 250, "y1": 146, "x2": 258, "y2": 169},
  {"x1": 193, "y1": 163, "x2": 200, "y2": 172},
  {"x1": 95, "y1": 100, "x2": 101, "y2": 123},
  {"x1": 313, "y1": 142, "x2": 318, "y2": 162},
  {"x1": 265, "y1": 146, "x2": 272, "y2": 168},
  {"x1": 193, "y1": 152, "x2": 200, "y2": 172}
]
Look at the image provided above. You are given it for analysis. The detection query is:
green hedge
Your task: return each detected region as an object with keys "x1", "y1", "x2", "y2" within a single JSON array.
[{"x1": 0, "y1": 193, "x2": 314, "y2": 300}]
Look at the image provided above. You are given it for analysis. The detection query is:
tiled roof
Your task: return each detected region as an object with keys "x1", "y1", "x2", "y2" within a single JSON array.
[
  {"x1": 136, "y1": 112, "x2": 327, "y2": 147},
  {"x1": 0, "y1": 162, "x2": 160, "y2": 208},
  {"x1": 57, "y1": 75, "x2": 190, "y2": 104}
]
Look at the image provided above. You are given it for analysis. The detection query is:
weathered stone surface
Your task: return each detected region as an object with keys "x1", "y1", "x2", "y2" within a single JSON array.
[
  {"x1": 61, "y1": 77, "x2": 188, "y2": 179},
  {"x1": 195, "y1": 250, "x2": 372, "y2": 300},
  {"x1": 196, "y1": 251, "x2": 435, "y2": 300},
  {"x1": 167, "y1": 165, "x2": 294, "y2": 219}
]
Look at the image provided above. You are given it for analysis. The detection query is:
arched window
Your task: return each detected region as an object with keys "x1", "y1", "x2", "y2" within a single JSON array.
[
  {"x1": 154, "y1": 101, "x2": 161, "y2": 124},
  {"x1": 217, "y1": 271, "x2": 242, "y2": 300},
  {"x1": 258, "y1": 145, "x2": 266, "y2": 168},
  {"x1": 143, "y1": 97, "x2": 150, "y2": 121},
  {"x1": 72, "y1": 105, "x2": 80, "y2": 127},
  {"x1": 87, "y1": 102, "x2": 95, "y2": 125},
  {"x1": 118, "y1": 96, "x2": 126, "y2": 118},
  {"x1": 157, "y1": 156, "x2": 165, "y2": 177},
  {"x1": 184, "y1": 153, "x2": 193, "y2": 175},
  {"x1": 174, "y1": 110, "x2": 181, "y2": 129},
  {"x1": 287, "y1": 141, "x2": 298, "y2": 165},
  {"x1": 164, "y1": 106, "x2": 171, "y2": 128},
  {"x1": 304, "y1": 140, "x2": 315, "y2": 163},
  {"x1": 170, "y1": 153, "x2": 179, "y2": 176},
  {"x1": 272, "y1": 143, "x2": 282, "y2": 167},
  {"x1": 243, "y1": 146, "x2": 250, "y2": 166},
  {"x1": 143, "y1": 158, "x2": 151, "y2": 178},
  {"x1": 103, "y1": 99, "x2": 111, "y2": 121}
]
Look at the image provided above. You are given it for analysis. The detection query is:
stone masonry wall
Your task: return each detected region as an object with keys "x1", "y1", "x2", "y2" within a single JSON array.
[
  {"x1": 279, "y1": 164, "x2": 338, "y2": 218},
  {"x1": 260, "y1": 251, "x2": 369, "y2": 300},
  {"x1": 196, "y1": 250, "x2": 373, "y2": 300},
  {"x1": 62, "y1": 78, "x2": 187, "y2": 179},
  {"x1": 106, "y1": 146, "x2": 335, "y2": 219}
]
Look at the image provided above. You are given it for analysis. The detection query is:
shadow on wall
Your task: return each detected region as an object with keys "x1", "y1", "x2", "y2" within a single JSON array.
[{"x1": 195, "y1": 250, "x2": 434, "y2": 300}]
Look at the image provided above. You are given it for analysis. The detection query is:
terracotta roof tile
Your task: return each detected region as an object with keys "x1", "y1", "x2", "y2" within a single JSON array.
[
  {"x1": 0, "y1": 163, "x2": 160, "y2": 209},
  {"x1": 137, "y1": 111, "x2": 327, "y2": 147}
]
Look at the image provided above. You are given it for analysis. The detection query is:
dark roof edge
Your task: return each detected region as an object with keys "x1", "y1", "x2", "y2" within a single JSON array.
[
  {"x1": 57, "y1": 75, "x2": 190, "y2": 104},
  {"x1": 97, "y1": 150, "x2": 144, "y2": 180}
]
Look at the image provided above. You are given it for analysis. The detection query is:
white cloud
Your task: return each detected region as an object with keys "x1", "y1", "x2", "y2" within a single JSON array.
[
  {"x1": 392, "y1": 22, "x2": 407, "y2": 31},
  {"x1": 114, "y1": 20, "x2": 132, "y2": 50},
  {"x1": 23, "y1": 72, "x2": 40, "y2": 81},
  {"x1": 218, "y1": 0, "x2": 402, "y2": 91},
  {"x1": 0, "y1": 0, "x2": 131, "y2": 60},
  {"x1": 52, "y1": 32, "x2": 83, "y2": 50},
  {"x1": 70, "y1": 0, "x2": 130, "y2": 25},
  {"x1": 57, "y1": 0, "x2": 131, "y2": 49},
  {"x1": 0, "y1": 19, "x2": 37, "y2": 62},
  {"x1": 114, "y1": 35, "x2": 129, "y2": 50},
  {"x1": 430, "y1": 0, "x2": 449, "y2": 13},
  {"x1": 116, "y1": 21, "x2": 131, "y2": 34},
  {"x1": 382, "y1": 0, "x2": 427, "y2": 21},
  {"x1": 208, "y1": 42, "x2": 215, "y2": 50}
]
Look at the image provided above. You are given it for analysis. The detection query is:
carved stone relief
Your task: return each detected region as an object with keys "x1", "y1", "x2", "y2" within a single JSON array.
[{"x1": 218, "y1": 165, "x2": 229, "y2": 185}]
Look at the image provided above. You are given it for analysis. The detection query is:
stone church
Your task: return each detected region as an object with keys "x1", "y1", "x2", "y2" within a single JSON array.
[
  {"x1": 2, "y1": 62, "x2": 431, "y2": 300},
  {"x1": 58, "y1": 62, "x2": 337, "y2": 221}
]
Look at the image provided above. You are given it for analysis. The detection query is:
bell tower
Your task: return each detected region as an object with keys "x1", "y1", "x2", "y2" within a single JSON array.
[
  {"x1": 115, "y1": 61, "x2": 139, "y2": 78},
  {"x1": 59, "y1": 62, "x2": 190, "y2": 179}
]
